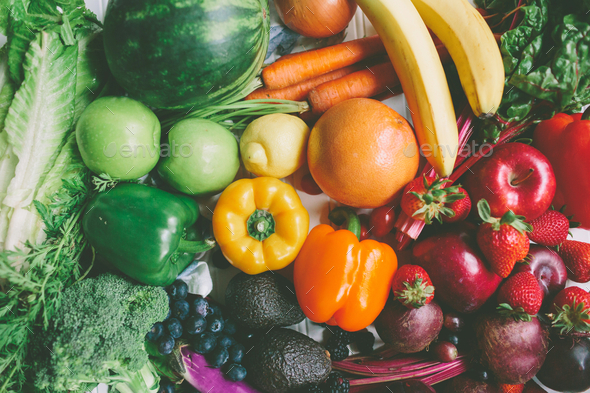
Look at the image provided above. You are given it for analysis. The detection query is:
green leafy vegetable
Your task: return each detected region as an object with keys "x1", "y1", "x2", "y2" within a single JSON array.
[
  {"x1": 0, "y1": 31, "x2": 78, "y2": 253},
  {"x1": 0, "y1": 167, "x2": 90, "y2": 392},
  {"x1": 32, "y1": 273, "x2": 169, "y2": 393},
  {"x1": 474, "y1": 0, "x2": 590, "y2": 141},
  {"x1": 0, "y1": 1, "x2": 108, "y2": 391}
]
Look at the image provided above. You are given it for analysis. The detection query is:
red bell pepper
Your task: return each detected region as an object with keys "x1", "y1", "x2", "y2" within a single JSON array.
[{"x1": 534, "y1": 109, "x2": 589, "y2": 228}]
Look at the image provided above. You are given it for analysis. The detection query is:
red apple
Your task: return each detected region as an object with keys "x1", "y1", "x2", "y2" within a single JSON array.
[
  {"x1": 412, "y1": 224, "x2": 502, "y2": 313},
  {"x1": 512, "y1": 244, "x2": 567, "y2": 309},
  {"x1": 462, "y1": 143, "x2": 556, "y2": 221}
]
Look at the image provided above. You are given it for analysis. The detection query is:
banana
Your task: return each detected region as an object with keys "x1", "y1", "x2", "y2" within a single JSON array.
[
  {"x1": 356, "y1": 0, "x2": 458, "y2": 177},
  {"x1": 411, "y1": 0, "x2": 504, "y2": 117}
]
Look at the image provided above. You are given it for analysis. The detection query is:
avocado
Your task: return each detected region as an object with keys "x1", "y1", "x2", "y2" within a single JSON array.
[
  {"x1": 245, "y1": 328, "x2": 332, "y2": 393},
  {"x1": 225, "y1": 272, "x2": 305, "y2": 330}
]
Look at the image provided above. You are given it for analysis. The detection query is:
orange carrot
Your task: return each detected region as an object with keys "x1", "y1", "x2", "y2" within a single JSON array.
[
  {"x1": 308, "y1": 43, "x2": 453, "y2": 115},
  {"x1": 308, "y1": 62, "x2": 400, "y2": 114},
  {"x1": 262, "y1": 35, "x2": 386, "y2": 89},
  {"x1": 246, "y1": 64, "x2": 364, "y2": 101}
]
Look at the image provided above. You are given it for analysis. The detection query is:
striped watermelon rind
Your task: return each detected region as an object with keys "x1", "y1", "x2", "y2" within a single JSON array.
[{"x1": 103, "y1": 0, "x2": 270, "y2": 110}]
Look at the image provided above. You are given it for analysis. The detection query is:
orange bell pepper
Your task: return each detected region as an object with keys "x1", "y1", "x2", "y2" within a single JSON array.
[{"x1": 294, "y1": 207, "x2": 398, "y2": 332}]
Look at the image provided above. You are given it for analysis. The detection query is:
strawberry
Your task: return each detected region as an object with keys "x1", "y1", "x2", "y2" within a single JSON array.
[
  {"x1": 476, "y1": 199, "x2": 532, "y2": 278},
  {"x1": 497, "y1": 271, "x2": 543, "y2": 321},
  {"x1": 557, "y1": 240, "x2": 590, "y2": 283},
  {"x1": 499, "y1": 384, "x2": 524, "y2": 393},
  {"x1": 549, "y1": 286, "x2": 590, "y2": 334},
  {"x1": 400, "y1": 175, "x2": 467, "y2": 224},
  {"x1": 392, "y1": 264, "x2": 435, "y2": 309},
  {"x1": 527, "y1": 206, "x2": 578, "y2": 247},
  {"x1": 442, "y1": 187, "x2": 471, "y2": 223}
]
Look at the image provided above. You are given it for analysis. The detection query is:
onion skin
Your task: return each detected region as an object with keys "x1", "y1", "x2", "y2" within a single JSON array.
[
  {"x1": 475, "y1": 314, "x2": 549, "y2": 384},
  {"x1": 274, "y1": 0, "x2": 357, "y2": 38},
  {"x1": 375, "y1": 299, "x2": 443, "y2": 353}
]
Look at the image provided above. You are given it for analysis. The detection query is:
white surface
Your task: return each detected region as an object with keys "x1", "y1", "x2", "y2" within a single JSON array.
[{"x1": 1, "y1": 0, "x2": 587, "y2": 392}]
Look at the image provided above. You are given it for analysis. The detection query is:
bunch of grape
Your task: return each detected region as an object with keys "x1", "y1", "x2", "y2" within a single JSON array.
[{"x1": 145, "y1": 280, "x2": 247, "y2": 382}]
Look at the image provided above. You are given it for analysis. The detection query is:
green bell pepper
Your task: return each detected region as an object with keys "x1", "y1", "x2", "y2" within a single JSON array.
[{"x1": 83, "y1": 183, "x2": 215, "y2": 286}]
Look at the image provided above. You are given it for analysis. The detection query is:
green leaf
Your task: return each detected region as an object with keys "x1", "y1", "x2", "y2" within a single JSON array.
[
  {"x1": 477, "y1": 199, "x2": 494, "y2": 223},
  {"x1": 0, "y1": 31, "x2": 77, "y2": 252},
  {"x1": 7, "y1": 20, "x2": 37, "y2": 84},
  {"x1": 73, "y1": 28, "x2": 109, "y2": 123}
]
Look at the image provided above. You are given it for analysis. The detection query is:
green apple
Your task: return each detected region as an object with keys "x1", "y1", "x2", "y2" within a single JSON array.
[
  {"x1": 76, "y1": 96, "x2": 160, "y2": 180},
  {"x1": 157, "y1": 119, "x2": 239, "y2": 196}
]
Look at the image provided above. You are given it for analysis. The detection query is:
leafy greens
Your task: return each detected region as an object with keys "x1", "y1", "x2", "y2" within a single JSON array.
[
  {"x1": 474, "y1": 0, "x2": 590, "y2": 140},
  {"x1": 0, "y1": 1, "x2": 108, "y2": 391}
]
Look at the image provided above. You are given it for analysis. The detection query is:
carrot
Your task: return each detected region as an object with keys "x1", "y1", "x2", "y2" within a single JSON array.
[
  {"x1": 308, "y1": 43, "x2": 453, "y2": 115},
  {"x1": 262, "y1": 35, "x2": 386, "y2": 89},
  {"x1": 245, "y1": 64, "x2": 364, "y2": 101},
  {"x1": 308, "y1": 62, "x2": 400, "y2": 114}
]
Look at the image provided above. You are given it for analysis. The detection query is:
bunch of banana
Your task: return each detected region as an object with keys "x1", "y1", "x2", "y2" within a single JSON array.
[{"x1": 356, "y1": 0, "x2": 504, "y2": 177}]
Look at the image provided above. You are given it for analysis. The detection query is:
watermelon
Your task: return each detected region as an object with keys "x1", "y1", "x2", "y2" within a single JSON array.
[{"x1": 103, "y1": 0, "x2": 270, "y2": 110}]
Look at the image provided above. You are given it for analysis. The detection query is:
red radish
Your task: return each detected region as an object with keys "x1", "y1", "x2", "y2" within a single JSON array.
[
  {"x1": 475, "y1": 313, "x2": 549, "y2": 384},
  {"x1": 374, "y1": 299, "x2": 443, "y2": 353},
  {"x1": 497, "y1": 272, "x2": 543, "y2": 321},
  {"x1": 401, "y1": 175, "x2": 467, "y2": 224},
  {"x1": 549, "y1": 286, "x2": 590, "y2": 334},
  {"x1": 392, "y1": 265, "x2": 435, "y2": 309}
]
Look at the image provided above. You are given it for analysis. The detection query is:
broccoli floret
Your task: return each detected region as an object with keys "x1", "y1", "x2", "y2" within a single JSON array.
[{"x1": 32, "y1": 273, "x2": 169, "y2": 392}]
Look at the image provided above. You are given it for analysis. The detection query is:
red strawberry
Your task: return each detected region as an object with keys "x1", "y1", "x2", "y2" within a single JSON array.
[
  {"x1": 392, "y1": 264, "x2": 435, "y2": 309},
  {"x1": 442, "y1": 186, "x2": 471, "y2": 223},
  {"x1": 557, "y1": 240, "x2": 590, "y2": 283},
  {"x1": 550, "y1": 286, "x2": 590, "y2": 334},
  {"x1": 527, "y1": 207, "x2": 575, "y2": 246},
  {"x1": 476, "y1": 199, "x2": 532, "y2": 278},
  {"x1": 401, "y1": 175, "x2": 467, "y2": 224},
  {"x1": 497, "y1": 272, "x2": 543, "y2": 321},
  {"x1": 499, "y1": 384, "x2": 524, "y2": 393}
]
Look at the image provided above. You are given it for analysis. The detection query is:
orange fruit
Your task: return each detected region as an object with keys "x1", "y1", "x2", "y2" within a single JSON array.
[{"x1": 308, "y1": 98, "x2": 420, "y2": 208}]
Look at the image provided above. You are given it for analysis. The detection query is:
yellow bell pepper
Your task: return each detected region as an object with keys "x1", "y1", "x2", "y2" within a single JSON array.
[{"x1": 212, "y1": 177, "x2": 310, "y2": 274}]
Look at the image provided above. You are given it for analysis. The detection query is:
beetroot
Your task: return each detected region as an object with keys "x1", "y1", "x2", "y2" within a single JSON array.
[
  {"x1": 374, "y1": 299, "x2": 443, "y2": 353},
  {"x1": 475, "y1": 313, "x2": 548, "y2": 384}
]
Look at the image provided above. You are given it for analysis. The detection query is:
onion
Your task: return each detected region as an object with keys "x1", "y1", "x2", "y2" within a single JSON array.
[{"x1": 274, "y1": 0, "x2": 357, "y2": 38}]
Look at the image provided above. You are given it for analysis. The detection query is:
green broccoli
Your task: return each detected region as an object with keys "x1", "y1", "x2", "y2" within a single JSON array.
[{"x1": 32, "y1": 273, "x2": 169, "y2": 393}]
